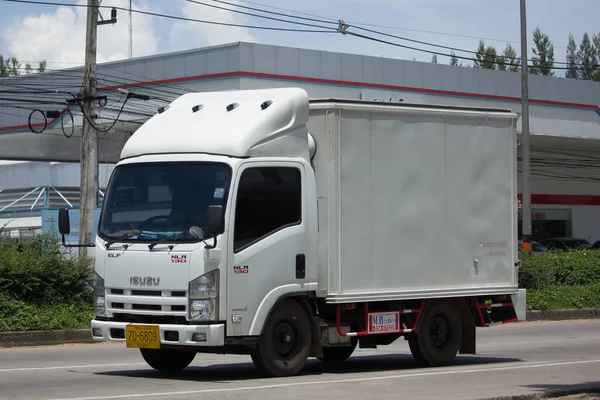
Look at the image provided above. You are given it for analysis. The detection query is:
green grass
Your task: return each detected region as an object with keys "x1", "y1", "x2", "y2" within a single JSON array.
[
  {"x1": 526, "y1": 283, "x2": 600, "y2": 311},
  {"x1": 0, "y1": 295, "x2": 94, "y2": 332}
]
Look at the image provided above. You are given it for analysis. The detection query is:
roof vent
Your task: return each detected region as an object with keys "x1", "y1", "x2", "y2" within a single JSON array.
[
  {"x1": 226, "y1": 103, "x2": 239, "y2": 112},
  {"x1": 157, "y1": 105, "x2": 169, "y2": 114},
  {"x1": 192, "y1": 104, "x2": 204, "y2": 113},
  {"x1": 260, "y1": 100, "x2": 273, "y2": 110}
]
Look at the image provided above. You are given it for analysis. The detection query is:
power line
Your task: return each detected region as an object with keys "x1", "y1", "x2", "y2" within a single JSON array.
[
  {"x1": 344, "y1": 31, "x2": 586, "y2": 71},
  {"x1": 234, "y1": 0, "x2": 570, "y2": 50},
  {"x1": 209, "y1": 0, "x2": 577, "y2": 66},
  {"x1": 185, "y1": 0, "x2": 336, "y2": 31},
  {"x1": 1, "y1": 0, "x2": 337, "y2": 33}
]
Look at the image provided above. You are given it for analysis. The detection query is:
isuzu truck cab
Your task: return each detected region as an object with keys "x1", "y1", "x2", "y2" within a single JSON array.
[{"x1": 59, "y1": 87, "x2": 526, "y2": 377}]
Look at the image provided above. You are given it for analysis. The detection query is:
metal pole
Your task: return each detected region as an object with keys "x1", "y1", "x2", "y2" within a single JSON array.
[
  {"x1": 129, "y1": 0, "x2": 132, "y2": 58},
  {"x1": 79, "y1": 0, "x2": 99, "y2": 257},
  {"x1": 520, "y1": 0, "x2": 532, "y2": 251}
]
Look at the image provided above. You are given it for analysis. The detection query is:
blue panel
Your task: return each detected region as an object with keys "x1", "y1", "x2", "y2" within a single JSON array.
[
  {"x1": 165, "y1": 54, "x2": 185, "y2": 80},
  {"x1": 422, "y1": 62, "x2": 442, "y2": 90},
  {"x1": 528, "y1": 74, "x2": 548, "y2": 99},
  {"x1": 460, "y1": 67, "x2": 479, "y2": 93},
  {"x1": 41, "y1": 209, "x2": 101, "y2": 243},
  {"x1": 253, "y1": 44, "x2": 277, "y2": 74},
  {"x1": 383, "y1": 58, "x2": 402, "y2": 86},
  {"x1": 238, "y1": 43, "x2": 254, "y2": 72},
  {"x1": 478, "y1": 68, "x2": 498, "y2": 96},
  {"x1": 144, "y1": 59, "x2": 165, "y2": 81},
  {"x1": 184, "y1": 52, "x2": 206, "y2": 77},
  {"x1": 207, "y1": 48, "x2": 228, "y2": 75},
  {"x1": 440, "y1": 65, "x2": 461, "y2": 92},
  {"x1": 363, "y1": 56, "x2": 383, "y2": 84},
  {"x1": 320, "y1": 51, "x2": 342, "y2": 81},
  {"x1": 227, "y1": 47, "x2": 240, "y2": 72},
  {"x1": 495, "y1": 71, "x2": 520, "y2": 98},
  {"x1": 298, "y1": 48, "x2": 321, "y2": 79},
  {"x1": 276, "y1": 46, "x2": 299, "y2": 76},
  {"x1": 403, "y1": 61, "x2": 423, "y2": 87},
  {"x1": 342, "y1": 53, "x2": 364, "y2": 82}
]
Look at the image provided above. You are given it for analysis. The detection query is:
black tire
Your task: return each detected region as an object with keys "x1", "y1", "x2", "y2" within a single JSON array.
[
  {"x1": 317, "y1": 339, "x2": 357, "y2": 363},
  {"x1": 408, "y1": 300, "x2": 462, "y2": 367},
  {"x1": 140, "y1": 348, "x2": 196, "y2": 372},
  {"x1": 251, "y1": 299, "x2": 312, "y2": 377}
]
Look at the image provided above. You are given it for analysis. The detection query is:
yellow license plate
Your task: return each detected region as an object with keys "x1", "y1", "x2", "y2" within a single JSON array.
[{"x1": 125, "y1": 324, "x2": 161, "y2": 349}]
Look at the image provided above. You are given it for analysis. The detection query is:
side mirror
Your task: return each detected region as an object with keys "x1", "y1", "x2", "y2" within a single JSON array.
[
  {"x1": 58, "y1": 208, "x2": 71, "y2": 235},
  {"x1": 207, "y1": 205, "x2": 225, "y2": 235}
]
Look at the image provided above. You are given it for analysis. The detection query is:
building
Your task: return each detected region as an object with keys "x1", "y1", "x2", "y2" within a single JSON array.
[{"x1": 1, "y1": 42, "x2": 600, "y2": 245}]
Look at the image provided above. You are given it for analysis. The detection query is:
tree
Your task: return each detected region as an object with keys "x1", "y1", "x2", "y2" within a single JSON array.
[
  {"x1": 474, "y1": 40, "x2": 498, "y2": 69},
  {"x1": 498, "y1": 43, "x2": 520, "y2": 72},
  {"x1": 594, "y1": 33, "x2": 600, "y2": 82},
  {"x1": 431, "y1": 54, "x2": 438, "y2": 63},
  {"x1": 449, "y1": 51, "x2": 459, "y2": 66},
  {"x1": 0, "y1": 55, "x2": 47, "y2": 76},
  {"x1": 530, "y1": 27, "x2": 554, "y2": 76},
  {"x1": 565, "y1": 33, "x2": 579, "y2": 79},
  {"x1": 576, "y1": 32, "x2": 598, "y2": 81}
]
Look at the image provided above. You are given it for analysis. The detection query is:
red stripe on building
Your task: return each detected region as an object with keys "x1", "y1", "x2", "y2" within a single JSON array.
[{"x1": 518, "y1": 194, "x2": 600, "y2": 206}]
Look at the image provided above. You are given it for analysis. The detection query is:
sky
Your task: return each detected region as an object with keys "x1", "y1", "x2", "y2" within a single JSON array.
[{"x1": 0, "y1": 0, "x2": 598, "y2": 75}]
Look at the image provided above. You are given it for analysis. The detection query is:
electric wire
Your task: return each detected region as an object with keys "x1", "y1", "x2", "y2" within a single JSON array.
[{"x1": 0, "y1": 0, "x2": 338, "y2": 33}]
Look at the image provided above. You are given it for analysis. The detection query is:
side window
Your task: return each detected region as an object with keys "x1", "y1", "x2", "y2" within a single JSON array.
[{"x1": 234, "y1": 167, "x2": 302, "y2": 252}]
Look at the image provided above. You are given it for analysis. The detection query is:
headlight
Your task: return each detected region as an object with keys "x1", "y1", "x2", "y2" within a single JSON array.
[
  {"x1": 189, "y1": 270, "x2": 219, "y2": 321},
  {"x1": 189, "y1": 270, "x2": 218, "y2": 299},
  {"x1": 190, "y1": 299, "x2": 215, "y2": 320},
  {"x1": 93, "y1": 271, "x2": 106, "y2": 317}
]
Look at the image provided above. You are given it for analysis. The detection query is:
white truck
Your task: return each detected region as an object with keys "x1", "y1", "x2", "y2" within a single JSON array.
[{"x1": 58, "y1": 87, "x2": 526, "y2": 377}]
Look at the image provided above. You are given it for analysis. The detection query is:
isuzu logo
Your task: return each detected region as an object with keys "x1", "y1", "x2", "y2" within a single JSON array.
[{"x1": 130, "y1": 276, "x2": 160, "y2": 286}]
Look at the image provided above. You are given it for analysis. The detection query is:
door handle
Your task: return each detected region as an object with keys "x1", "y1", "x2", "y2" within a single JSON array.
[{"x1": 296, "y1": 254, "x2": 306, "y2": 279}]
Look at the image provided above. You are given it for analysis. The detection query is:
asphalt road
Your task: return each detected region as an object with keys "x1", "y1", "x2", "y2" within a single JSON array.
[{"x1": 1, "y1": 320, "x2": 599, "y2": 400}]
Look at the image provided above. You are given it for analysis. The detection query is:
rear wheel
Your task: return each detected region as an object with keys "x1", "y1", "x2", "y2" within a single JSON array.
[
  {"x1": 140, "y1": 348, "x2": 196, "y2": 372},
  {"x1": 408, "y1": 300, "x2": 462, "y2": 367},
  {"x1": 251, "y1": 299, "x2": 312, "y2": 377}
]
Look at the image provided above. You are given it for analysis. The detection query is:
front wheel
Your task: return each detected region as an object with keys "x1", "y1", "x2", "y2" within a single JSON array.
[
  {"x1": 251, "y1": 299, "x2": 312, "y2": 377},
  {"x1": 408, "y1": 300, "x2": 462, "y2": 367},
  {"x1": 140, "y1": 348, "x2": 196, "y2": 372}
]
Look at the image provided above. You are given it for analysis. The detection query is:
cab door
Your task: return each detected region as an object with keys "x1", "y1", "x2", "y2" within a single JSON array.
[{"x1": 225, "y1": 161, "x2": 310, "y2": 337}]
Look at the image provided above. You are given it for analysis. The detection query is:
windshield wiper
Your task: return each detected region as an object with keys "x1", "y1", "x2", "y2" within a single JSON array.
[
  {"x1": 105, "y1": 230, "x2": 141, "y2": 249},
  {"x1": 148, "y1": 231, "x2": 189, "y2": 250}
]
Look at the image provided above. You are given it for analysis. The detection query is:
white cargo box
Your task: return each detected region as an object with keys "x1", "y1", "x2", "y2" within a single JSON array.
[{"x1": 306, "y1": 99, "x2": 520, "y2": 303}]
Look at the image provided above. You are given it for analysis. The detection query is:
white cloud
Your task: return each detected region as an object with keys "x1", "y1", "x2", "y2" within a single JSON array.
[
  {"x1": 169, "y1": 0, "x2": 256, "y2": 50},
  {"x1": 0, "y1": 0, "x2": 160, "y2": 67}
]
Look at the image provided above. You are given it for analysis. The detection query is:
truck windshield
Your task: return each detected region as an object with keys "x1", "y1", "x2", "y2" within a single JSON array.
[{"x1": 98, "y1": 161, "x2": 231, "y2": 243}]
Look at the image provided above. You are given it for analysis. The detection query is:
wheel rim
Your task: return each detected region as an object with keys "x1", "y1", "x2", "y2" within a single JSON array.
[
  {"x1": 431, "y1": 315, "x2": 450, "y2": 348},
  {"x1": 273, "y1": 320, "x2": 299, "y2": 359}
]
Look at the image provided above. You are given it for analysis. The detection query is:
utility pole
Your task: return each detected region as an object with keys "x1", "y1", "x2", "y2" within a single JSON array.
[
  {"x1": 520, "y1": 0, "x2": 532, "y2": 251},
  {"x1": 128, "y1": 0, "x2": 132, "y2": 58},
  {"x1": 79, "y1": 0, "x2": 99, "y2": 257}
]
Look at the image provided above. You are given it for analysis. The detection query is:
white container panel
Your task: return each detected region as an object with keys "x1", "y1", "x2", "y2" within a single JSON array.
[
  {"x1": 338, "y1": 112, "x2": 448, "y2": 293},
  {"x1": 444, "y1": 118, "x2": 517, "y2": 289}
]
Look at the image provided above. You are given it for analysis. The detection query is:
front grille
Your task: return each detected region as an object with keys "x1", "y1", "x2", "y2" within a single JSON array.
[
  {"x1": 112, "y1": 313, "x2": 189, "y2": 325},
  {"x1": 132, "y1": 290, "x2": 162, "y2": 296},
  {"x1": 105, "y1": 287, "x2": 187, "y2": 316},
  {"x1": 132, "y1": 304, "x2": 162, "y2": 311}
]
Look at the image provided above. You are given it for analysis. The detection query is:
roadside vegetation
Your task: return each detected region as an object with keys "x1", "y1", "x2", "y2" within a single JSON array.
[
  {"x1": 0, "y1": 232, "x2": 94, "y2": 332},
  {"x1": 1, "y1": 231, "x2": 599, "y2": 332},
  {"x1": 519, "y1": 249, "x2": 600, "y2": 311}
]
